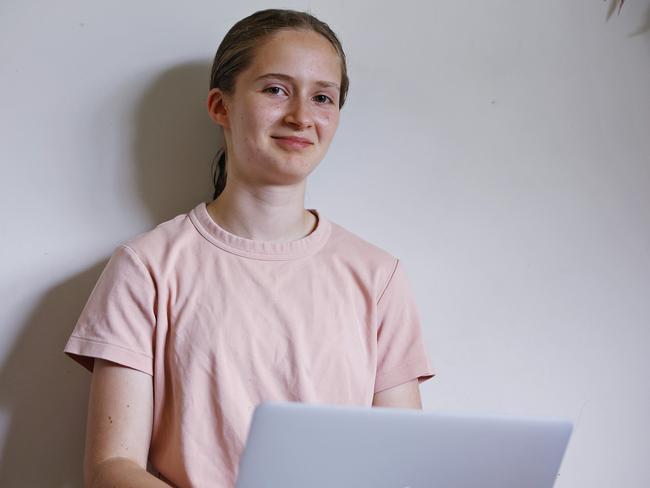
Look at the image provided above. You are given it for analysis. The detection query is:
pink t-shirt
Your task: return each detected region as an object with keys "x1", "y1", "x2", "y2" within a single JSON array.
[{"x1": 64, "y1": 201, "x2": 435, "y2": 488}]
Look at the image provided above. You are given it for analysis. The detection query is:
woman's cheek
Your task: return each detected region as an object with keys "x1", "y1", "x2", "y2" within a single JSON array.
[
  {"x1": 314, "y1": 111, "x2": 330, "y2": 127},
  {"x1": 317, "y1": 110, "x2": 338, "y2": 136}
]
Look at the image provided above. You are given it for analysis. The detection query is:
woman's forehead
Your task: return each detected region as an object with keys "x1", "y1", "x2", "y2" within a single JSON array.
[{"x1": 246, "y1": 30, "x2": 341, "y2": 81}]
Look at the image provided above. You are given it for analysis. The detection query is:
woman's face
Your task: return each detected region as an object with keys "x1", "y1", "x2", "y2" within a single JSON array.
[{"x1": 209, "y1": 29, "x2": 342, "y2": 187}]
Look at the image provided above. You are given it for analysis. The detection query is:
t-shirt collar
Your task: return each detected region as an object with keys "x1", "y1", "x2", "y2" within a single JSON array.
[{"x1": 189, "y1": 201, "x2": 331, "y2": 260}]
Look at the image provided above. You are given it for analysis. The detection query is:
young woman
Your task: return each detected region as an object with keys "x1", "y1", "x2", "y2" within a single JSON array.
[{"x1": 64, "y1": 8, "x2": 434, "y2": 488}]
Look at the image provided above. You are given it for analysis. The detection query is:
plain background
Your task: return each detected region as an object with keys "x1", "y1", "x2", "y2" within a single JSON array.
[{"x1": 1, "y1": 0, "x2": 648, "y2": 486}]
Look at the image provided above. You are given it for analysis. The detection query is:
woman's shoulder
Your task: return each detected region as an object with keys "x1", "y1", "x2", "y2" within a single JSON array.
[
  {"x1": 325, "y1": 217, "x2": 398, "y2": 269},
  {"x1": 118, "y1": 205, "x2": 198, "y2": 264}
]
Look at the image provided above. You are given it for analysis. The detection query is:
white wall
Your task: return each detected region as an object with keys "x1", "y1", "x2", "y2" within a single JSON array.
[{"x1": 1, "y1": 1, "x2": 648, "y2": 486}]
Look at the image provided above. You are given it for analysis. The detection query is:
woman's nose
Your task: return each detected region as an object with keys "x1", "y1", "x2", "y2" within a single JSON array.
[{"x1": 283, "y1": 96, "x2": 313, "y2": 130}]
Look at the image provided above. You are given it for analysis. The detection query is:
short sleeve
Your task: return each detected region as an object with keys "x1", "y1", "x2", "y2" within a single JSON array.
[
  {"x1": 63, "y1": 244, "x2": 156, "y2": 376},
  {"x1": 374, "y1": 258, "x2": 435, "y2": 393}
]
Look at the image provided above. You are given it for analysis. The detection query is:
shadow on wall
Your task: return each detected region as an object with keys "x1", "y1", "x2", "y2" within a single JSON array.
[
  {"x1": 0, "y1": 61, "x2": 220, "y2": 487},
  {"x1": 0, "y1": 264, "x2": 106, "y2": 487},
  {"x1": 132, "y1": 61, "x2": 219, "y2": 224}
]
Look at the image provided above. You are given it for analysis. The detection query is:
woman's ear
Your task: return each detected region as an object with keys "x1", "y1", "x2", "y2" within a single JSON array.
[{"x1": 207, "y1": 88, "x2": 230, "y2": 128}]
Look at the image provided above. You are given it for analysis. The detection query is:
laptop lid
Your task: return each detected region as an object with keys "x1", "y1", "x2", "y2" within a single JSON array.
[{"x1": 235, "y1": 401, "x2": 573, "y2": 488}]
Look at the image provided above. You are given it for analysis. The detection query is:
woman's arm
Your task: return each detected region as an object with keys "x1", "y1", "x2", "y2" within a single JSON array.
[
  {"x1": 84, "y1": 358, "x2": 170, "y2": 488},
  {"x1": 372, "y1": 378, "x2": 423, "y2": 409}
]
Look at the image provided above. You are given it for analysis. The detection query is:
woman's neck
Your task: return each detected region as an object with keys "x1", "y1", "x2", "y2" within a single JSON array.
[{"x1": 205, "y1": 181, "x2": 317, "y2": 242}]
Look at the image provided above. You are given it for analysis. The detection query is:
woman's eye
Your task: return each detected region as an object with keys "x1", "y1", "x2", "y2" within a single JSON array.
[
  {"x1": 263, "y1": 87, "x2": 334, "y2": 105},
  {"x1": 263, "y1": 86, "x2": 287, "y2": 96},
  {"x1": 313, "y1": 94, "x2": 334, "y2": 104}
]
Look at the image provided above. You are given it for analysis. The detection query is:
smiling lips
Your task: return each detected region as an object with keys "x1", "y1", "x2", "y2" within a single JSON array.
[{"x1": 272, "y1": 135, "x2": 313, "y2": 149}]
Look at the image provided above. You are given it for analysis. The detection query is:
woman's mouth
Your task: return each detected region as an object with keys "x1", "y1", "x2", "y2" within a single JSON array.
[{"x1": 271, "y1": 136, "x2": 313, "y2": 150}]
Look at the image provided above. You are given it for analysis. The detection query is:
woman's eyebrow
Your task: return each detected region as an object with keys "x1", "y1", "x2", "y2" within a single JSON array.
[{"x1": 253, "y1": 72, "x2": 340, "y2": 91}]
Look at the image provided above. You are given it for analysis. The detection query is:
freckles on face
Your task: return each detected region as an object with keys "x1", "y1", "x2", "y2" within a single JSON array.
[{"x1": 227, "y1": 29, "x2": 342, "y2": 169}]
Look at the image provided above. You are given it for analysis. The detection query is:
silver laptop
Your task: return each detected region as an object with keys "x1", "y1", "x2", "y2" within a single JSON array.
[{"x1": 235, "y1": 401, "x2": 573, "y2": 488}]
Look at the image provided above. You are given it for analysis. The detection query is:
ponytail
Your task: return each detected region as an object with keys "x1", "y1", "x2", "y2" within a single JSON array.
[{"x1": 211, "y1": 147, "x2": 227, "y2": 200}]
